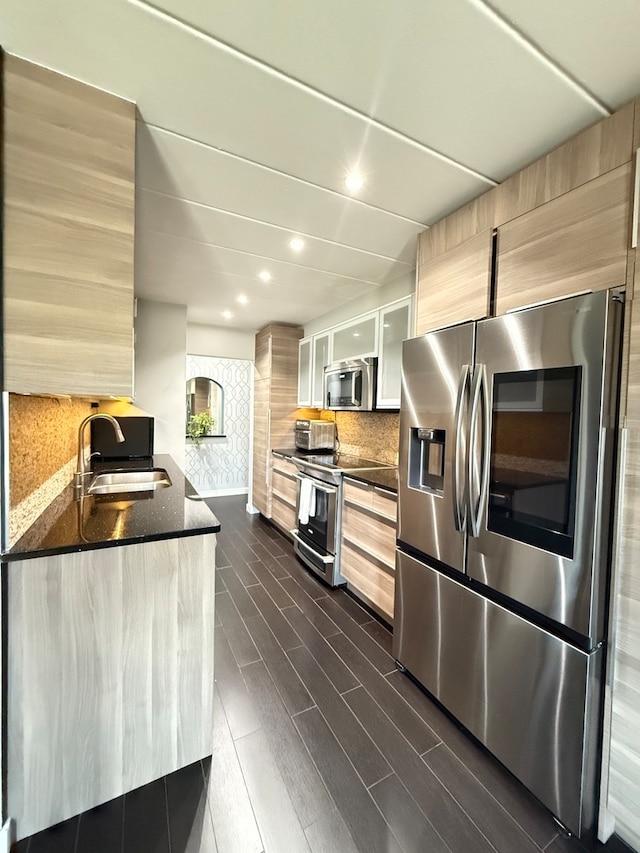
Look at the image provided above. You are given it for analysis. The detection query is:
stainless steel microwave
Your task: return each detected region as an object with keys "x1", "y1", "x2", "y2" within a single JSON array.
[{"x1": 323, "y1": 357, "x2": 377, "y2": 411}]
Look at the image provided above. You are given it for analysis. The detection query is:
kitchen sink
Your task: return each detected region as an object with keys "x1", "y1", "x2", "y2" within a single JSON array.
[{"x1": 87, "y1": 468, "x2": 172, "y2": 495}]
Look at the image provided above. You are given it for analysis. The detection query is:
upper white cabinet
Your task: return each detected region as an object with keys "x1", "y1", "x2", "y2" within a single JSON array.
[
  {"x1": 377, "y1": 297, "x2": 412, "y2": 409},
  {"x1": 297, "y1": 296, "x2": 413, "y2": 410},
  {"x1": 312, "y1": 333, "x2": 331, "y2": 407},
  {"x1": 3, "y1": 55, "x2": 135, "y2": 398},
  {"x1": 297, "y1": 337, "x2": 313, "y2": 407},
  {"x1": 331, "y1": 313, "x2": 378, "y2": 362}
]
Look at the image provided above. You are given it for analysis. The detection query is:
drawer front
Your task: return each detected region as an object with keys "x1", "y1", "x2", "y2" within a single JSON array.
[
  {"x1": 342, "y1": 502, "x2": 396, "y2": 569},
  {"x1": 371, "y1": 487, "x2": 397, "y2": 522},
  {"x1": 271, "y1": 495, "x2": 296, "y2": 536},
  {"x1": 272, "y1": 455, "x2": 298, "y2": 478},
  {"x1": 271, "y1": 468, "x2": 297, "y2": 507},
  {"x1": 341, "y1": 542, "x2": 395, "y2": 622},
  {"x1": 343, "y1": 479, "x2": 373, "y2": 510}
]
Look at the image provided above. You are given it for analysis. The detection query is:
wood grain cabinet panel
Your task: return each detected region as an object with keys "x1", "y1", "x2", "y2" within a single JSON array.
[
  {"x1": 341, "y1": 478, "x2": 397, "y2": 622},
  {"x1": 3, "y1": 55, "x2": 135, "y2": 397},
  {"x1": 251, "y1": 325, "x2": 302, "y2": 517},
  {"x1": 271, "y1": 494, "x2": 296, "y2": 536},
  {"x1": 496, "y1": 163, "x2": 632, "y2": 316},
  {"x1": 7, "y1": 534, "x2": 216, "y2": 841},
  {"x1": 415, "y1": 229, "x2": 493, "y2": 335}
]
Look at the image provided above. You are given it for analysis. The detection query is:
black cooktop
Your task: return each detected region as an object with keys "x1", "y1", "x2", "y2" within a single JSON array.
[{"x1": 299, "y1": 452, "x2": 392, "y2": 471}]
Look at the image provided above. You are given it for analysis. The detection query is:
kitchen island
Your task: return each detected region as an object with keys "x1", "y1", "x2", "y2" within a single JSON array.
[{"x1": 3, "y1": 455, "x2": 219, "y2": 841}]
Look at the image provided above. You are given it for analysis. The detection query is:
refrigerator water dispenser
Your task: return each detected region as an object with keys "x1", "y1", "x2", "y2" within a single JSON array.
[{"x1": 409, "y1": 427, "x2": 445, "y2": 493}]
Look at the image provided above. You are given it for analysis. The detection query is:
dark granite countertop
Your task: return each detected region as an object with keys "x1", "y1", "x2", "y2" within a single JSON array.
[
  {"x1": 272, "y1": 448, "x2": 398, "y2": 492},
  {"x1": 342, "y1": 468, "x2": 398, "y2": 493},
  {"x1": 5, "y1": 454, "x2": 220, "y2": 562}
]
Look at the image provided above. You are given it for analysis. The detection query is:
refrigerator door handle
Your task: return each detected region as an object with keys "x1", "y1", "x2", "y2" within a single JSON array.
[
  {"x1": 453, "y1": 364, "x2": 470, "y2": 531},
  {"x1": 468, "y1": 363, "x2": 490, "y2": 538}
]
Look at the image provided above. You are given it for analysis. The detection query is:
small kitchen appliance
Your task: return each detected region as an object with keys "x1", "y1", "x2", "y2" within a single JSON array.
[
  {"x1": 294, "y1": 419, "x2": 336, "y2": 452},
  {"x1": 324, "y1": 357, "x2": 377, "y2": 411}
]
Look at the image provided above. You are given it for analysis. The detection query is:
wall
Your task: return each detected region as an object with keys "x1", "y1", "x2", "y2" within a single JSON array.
[
  {"x1": 7, "y1": 394, "x2": 93, "y2": 545},
  {"x1": 134, "y1": 299, "x2": 187, "y2": 469},
  {"x1": 185, "y1": 355, "x2": 252, "y2": 495},
  {"x1": 187, "y1": 323, "x2": 255, "y2": 360},
  {"x1": 303, "y1": 271, "x2": 414, "y2": 337}
]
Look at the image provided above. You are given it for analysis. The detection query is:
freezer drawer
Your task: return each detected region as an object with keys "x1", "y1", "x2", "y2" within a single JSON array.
[{"x1": 393, "y1": 550, "x2": 602, "y2": 837}]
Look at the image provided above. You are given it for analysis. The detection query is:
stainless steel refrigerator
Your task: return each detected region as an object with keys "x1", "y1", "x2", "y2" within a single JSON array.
[{"x1": 394, "y1": 289, "x2": 623, "y2": 838}]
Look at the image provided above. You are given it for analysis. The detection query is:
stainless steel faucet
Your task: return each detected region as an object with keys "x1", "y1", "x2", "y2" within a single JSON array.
[{"x1": 74, "y1": 413, "x2": 125, "y2": 493}]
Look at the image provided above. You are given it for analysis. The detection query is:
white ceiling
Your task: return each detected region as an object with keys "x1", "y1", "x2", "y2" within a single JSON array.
[{"x1": 4, "y1": 0, "x2": 640, "y2": 331}]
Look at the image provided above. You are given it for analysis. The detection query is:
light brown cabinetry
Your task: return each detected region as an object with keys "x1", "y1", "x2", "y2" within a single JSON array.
[
  {"x1": 340, "y1": 477, "x2": 397, "y2": 622},
  {"x1": 3, "y1": 54, "x2": 136, "y2": 397},
  {"x1": 415, "y1": 229, "x2": 493, "y2": 335},
  {"x1": 7, "y1": 534, "x2": 216, "y2": 841},
  {"x1": 270, "y1": 454, "x2": 298, "y2": 536},
  {"x1": 496, "y1": 163, "x2": 632, "y2": 315},
  {"x1": 252, "y1": 324, "x2": 302, "y2": 516}
]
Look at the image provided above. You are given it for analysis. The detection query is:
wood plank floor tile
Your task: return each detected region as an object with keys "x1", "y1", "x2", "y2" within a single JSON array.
[
  {"x1": 276, "y1": 554, "x2": 328, "y2": 599},
  {"x1": 327, "y1": 587, "x2": 372, "y2": 625},
  {"x1": 304, "y1": 808, "x2": 359, "y2": 853},
  {"x1": 242, "y1": 659, "x2": 334, "y2": 828},
  {"x1": 215, "y1": 591, "x2": 261, "y2": 667},
  {"x1": 123, "y1": 777, "x2": 170, "y2": 853},
  {"x1": 368, "y1": 773, "x2": 450, "y2": 853},
  {"x1": 316, "y1": 596, "x2": 396, "y2": 674},
  {"x1": 287, "y1": 646, "x2": 391, "y2": 788},
  {"x1": 294, "y1": 706, "x2": 403, "y2": 853},
  {"x1": 343, "y1": 685, "x2": 495, "y2": 853},
  {"x1": 25, "y1": 817, "x2": 79, "y2": 853},
  {"x1": 250, "y1": 559, "x2": 296, "y2": 608},
  {"x1": 361, "y1": 619, "x2": 393, "y2": 656},
  {"x1": 165, "y1": 760, "x2": 218, "y2": 853},
  {"x1": 217, "y1": 566, "x2": 260, "y2": 620},
  {"x1": 246, "y1": 584, "x2": 303, "y2": 651},
  {"x1": 214, "y1": 627, "x2": 261, "y2": 740},
  {"x1": 283, "y1": 606, "x2": 359, "y2": 694},
  {"x1": 242, "y1": 614, "x2": 314, "y2": 715},
  {"x1": 234, "y1": 728, "x2": 311, "y2": 852},
  {"x1": 424, "y1": 742, "x2": 544, "y2": 853},
  {"x1": 75, "y1": 797, "x2": 124, "y2": 853},
  {"x1": 279, "y1": 577, "x2": 341, "y2": 638},
  {"x1": 207, "y1": 691, "x2": 262, "y2": 853},
  {"x1": 328, "y1": 632, "x2": 440, "y2": 755}
]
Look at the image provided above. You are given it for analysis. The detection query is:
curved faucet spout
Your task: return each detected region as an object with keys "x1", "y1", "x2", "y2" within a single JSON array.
[{"x1": 75, "y1": 414, "x2": 125, "y2": 493}]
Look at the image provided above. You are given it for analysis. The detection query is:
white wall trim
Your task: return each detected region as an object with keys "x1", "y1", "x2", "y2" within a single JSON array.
[
  {"x1": 0, "y1": 819, "x2": 15, "y2": 853},
  {"x1": 194, "y1": 487, "x2": 249, "y2": 498}
]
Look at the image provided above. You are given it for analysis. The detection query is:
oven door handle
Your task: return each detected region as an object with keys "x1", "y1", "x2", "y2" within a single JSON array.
[
  {"x1": 294, "y1": 473, "x2": 338, "y2": 495},
  {"x1": 290, "y1": 530, "x2": 335, "y2": 563}
]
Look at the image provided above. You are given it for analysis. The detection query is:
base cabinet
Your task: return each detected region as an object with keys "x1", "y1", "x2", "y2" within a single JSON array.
[
  {"x1": 6, "y1": 534, "x2": 216, "y2": 841},
  {"x1": 270, "y1": 455, "x2": 298, "y2": 537},
  {"x1": 340, "y1": 478, "x2": 397, "y2": 623}
]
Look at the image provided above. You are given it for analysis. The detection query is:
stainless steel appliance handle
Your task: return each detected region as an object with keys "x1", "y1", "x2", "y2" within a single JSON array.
[
  {"x1": 290, "y1": 530, "x2": 335, "y2": 563},
  {"x1": 453, "y1": 364, "x2": 470, "y2": 532},
  {"x1": 294, "y1": 473, "x2": 338, "y2": 495},
  {"x1": 292, "y1": 459, "x2": 340, "y2": 478},
  {"x1": 468, "y1": 364, "x2": 489, "y2": 538},
  {"x1": 351, "y1": 373, "x2": 358, "y2": 405}
]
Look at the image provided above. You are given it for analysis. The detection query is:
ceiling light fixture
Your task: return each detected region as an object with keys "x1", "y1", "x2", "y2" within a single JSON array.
[
  {"x1": 222, "y1": 310, "x2": 233, "y2": 320},
  {"x1": 258, "y1": 270, "x2": 272, "y2": 283},
  {"x1": 237, "y1": 294, "x2": 248, "y2": 305},
  {"x1": 344, "y1": 171, "x2": 364, "y2": 194},
  {"x1": 353, "y1": 332, "x2": 360, "y2": 337},
  {"x1": 289, "y1": 237, "x2": 305, "y2": 253}
]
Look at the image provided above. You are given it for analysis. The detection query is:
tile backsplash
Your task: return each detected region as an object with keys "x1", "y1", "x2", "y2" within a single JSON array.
[
  {"x1": 321, "y1": 410, "x2": 399, "y2": 466},
  {"x1": 8, "y1": 394, "x2": 93, "y2": 544}
]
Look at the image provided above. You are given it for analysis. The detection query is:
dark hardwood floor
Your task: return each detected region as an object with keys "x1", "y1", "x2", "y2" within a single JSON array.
[{"x1": 14, "y1": 495, "x2": 635, "y2": 853}]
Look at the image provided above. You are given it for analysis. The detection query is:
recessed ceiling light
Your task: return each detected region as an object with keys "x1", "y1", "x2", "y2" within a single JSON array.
[
  {"x1": 289, "y1": 237, "x2": 305, "y2": 253},
  {"x1": 222, "y1": 310, "x2": 233, "y2": 320},
  {"x1": 258, "y1": 270, "x2": 272, "y2": 283},
  {"x1": 344, "y1": 171, "x2": 364, "y2": 194},
  {"x1": 237, "y1": 294, "x2": 248, "y2": 305},
  {"x1": 353, "y1": 332, "x2": 360, "y2": 337},
  {"x1": 382, "y1": 323, "x2": 390, "y2": 328}
]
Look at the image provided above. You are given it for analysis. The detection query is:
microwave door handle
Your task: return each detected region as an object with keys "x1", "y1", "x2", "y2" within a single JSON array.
[
  {"x1": 453, "y1": 365, "x2": 470, "y2": 532},
  {"x1": 351, "y1": 373, "x2": 358, "y2": 406},
  {"x1": 468, "y1": 364, "x2": 489, "y2": 538}
]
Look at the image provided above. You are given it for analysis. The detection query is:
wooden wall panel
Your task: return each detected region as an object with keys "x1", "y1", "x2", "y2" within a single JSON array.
[
  {"x1": 416, "y1": 229, "x2": 492, "y2": 334},
  {"x1": 496, "y1": 163, "x2": 631, "y2": 316},
  {"x1": 3, "y1": 55, "x2": 135, "y2": 397},
  {"x1": 7, "y1": 534, "x2": 216, "y2": 840}
]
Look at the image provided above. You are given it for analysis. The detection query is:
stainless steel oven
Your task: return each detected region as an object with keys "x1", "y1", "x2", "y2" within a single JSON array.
[{"x1": 291, "y1": 467, "x2": 345, "y2": 586}]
